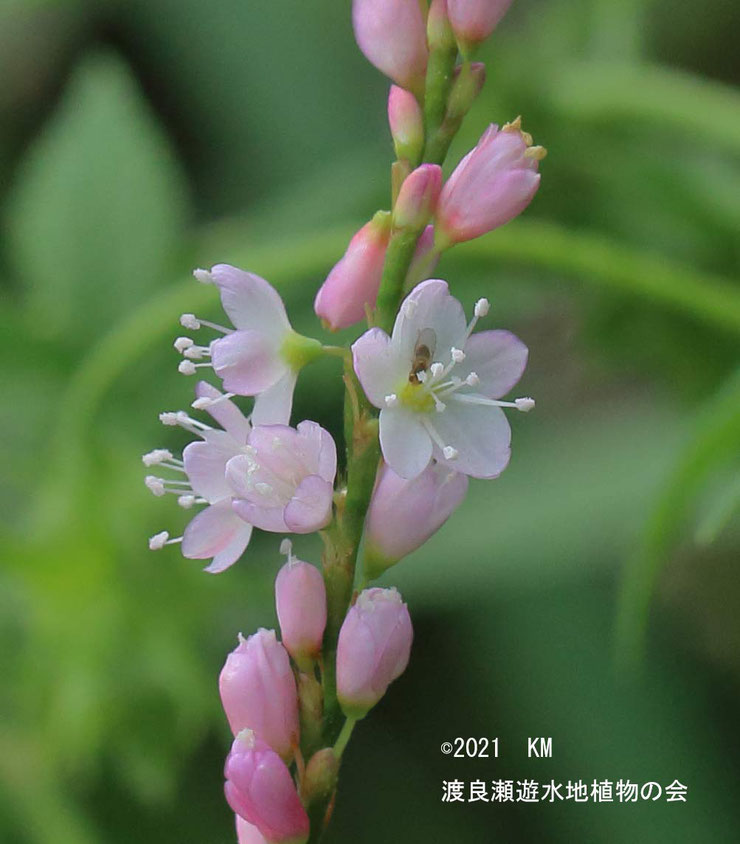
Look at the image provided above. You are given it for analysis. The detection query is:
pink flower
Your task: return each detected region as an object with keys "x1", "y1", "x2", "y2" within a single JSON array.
[
  {"x1": 226, "y1": 421, "x2": 337, "y2": 534},
  {"x1": 236, "y1": 816, "x2": 267, "y2": 844},
  {"x1": 352, "y1": 0, "x2": 428, "y2": 94},
  {"x1": 393, "y1": 164, "x2": 443, "y2": 232},
  {"x1": 364, "y1": 461, "x2": 468, "y2": 575},
  {"x1": 436, "y1": 119, "x2": 546, "y2": 245},
  {"x1": 145, "y1": 382, "x2": 253, "y2": 573},
  {"x1": 275, "y1": 541, "x2": 327, "y2": 666},
  {"x1": 352, "y1": 279, "x2": 533, "y2": 480},
  {"x1": 337, "y1": 587, "x2": 413, "y2": 719},
  {"x1": 388, "y1": 85, "x2": 424, "y2": 163},
  {"x1": 179, "y1": 265, "x2": 322, "y2": 425},
  {"x1": 225, "y1": 730, "x2": 309, "y2": 844},
  {"x1": 313, "y1": 213, "x2": 391, "y2": 331},
  {"x1": 219, "y1": 629, "x2": 299, "y2": 762},
  {"x1": 447, "y1": 0, "x2": 513, "y2": 52}
]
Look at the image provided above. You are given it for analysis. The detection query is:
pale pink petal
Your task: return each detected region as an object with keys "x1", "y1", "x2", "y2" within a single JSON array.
[
  {"x1": 183, "y1": 433, "x2": 237, "y2": 502},
  {"x1": 236, "y1": 816, "x2": 267, "y2": 844},
  {"x1": 182, "y1": 501, "x2": 253, "y2": 568},
  {"x1": 232, "y1": 499, "x2": 289, "y2": 533},
  {"x1": 284, "y1": 475, "x2": 334, "y2": 533},
  {"x1": 379, "y1": 406, "x2": 432, "y2": 479},
  {"x1": 352, "y1": 328, "x2": 401, "y2": 408},
  {"x1": 456, "y1": 330, "x2": 528, "y2": 398},
  {"x1": 211, "y1": 331, "x2": 285, "y2": 396},
  {"x1": 433, "y1": 403, "x2": 511, "y2": 479},
  {"x1": 203, "y1": 522, "x2": 253, "y2": 573},
  {"x1": 209, "y1": 264, "x2": 290, "y2": 333},
  {"x1": 252, "y1": 371, "x2": 297, "y2": 426},
  {"x1": 296, "y1": 420, "x2": 338, "y2": 482},
  {"x1": 195, "y1": 381, "x2": 250, "y2": 443},
  {"x1": 392, "y1": 280, "x2": 468, "y2": 365}
]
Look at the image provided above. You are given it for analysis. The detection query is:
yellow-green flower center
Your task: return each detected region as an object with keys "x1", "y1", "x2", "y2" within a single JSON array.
[{"x1": 398, "y1": 380, "x2": 435, "y2": 413}]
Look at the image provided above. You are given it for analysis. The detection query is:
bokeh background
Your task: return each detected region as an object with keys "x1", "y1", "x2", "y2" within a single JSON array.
[{"x1": 2, "y1": 0, "x2": 739, "y2": 842}]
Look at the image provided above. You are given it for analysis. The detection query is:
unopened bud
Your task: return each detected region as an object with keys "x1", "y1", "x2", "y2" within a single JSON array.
[
  {"x1": 448, "y1": 0, "x2": 513, "y2": 55},
  {"x1": 297, "y1": 672, "x2": 324, "y2": 755},
  {"x1": 427, "y1": 0, "x2": 456, "y2": 51},
  {"x1": 301, "y1": 749, "x2": 339, "y2": 807},
  {"x1": 275, "y1": 555, "x2": 327, "y2": 667},
  {"x1": 388, "y1": 85, "x2": 424, "y2": 164},
  {"x1": 393, "y1": 164, "x2": 443, "y2": 231}
]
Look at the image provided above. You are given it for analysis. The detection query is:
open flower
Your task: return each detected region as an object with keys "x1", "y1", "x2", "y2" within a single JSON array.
[
  {"x1": 226, "y1": 421, "x2": 337, "y2": 534},
  {"x1": 144, "y1": 381, "x2": 253, "y2": 573},
  {"x1": 352, "y1": 279, "x2": 533, "y2": 480},
  {"x1": 176, "y1": 265, "x2": 322, "y2": 425}
]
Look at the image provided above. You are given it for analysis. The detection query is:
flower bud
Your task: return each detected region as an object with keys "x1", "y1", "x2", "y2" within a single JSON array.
[
  {"x1": 393, "y1": 164, "x2": 443, "y2": 232},
  {"x1": 427, "y1": 0, "x2": 456, "y2": 51},
  {"x1": 275, "y1": 545, "x2": 327, "y2": 666},
  {"x1": 352, "y1": 0, "x2": 428, "y2": 95},
  {"x1": 225, "y1": 730, "x2": 309, "y2": 844},
  {"x1": 236, "y1": 816, "x2": 268, "y2": 844},
  {"x1": 313, "y1": 212, "x2": 391, "y2": 331},
  {"x1": 219, "y1": 629, "x2": 299, "y2": 762},
  {"x1": 448, "y1": 0, "x2": 513, "y2": 54},
  {"x1": 436, "y1": 119, "x2": 545, "y2": 245},
  {"x1": 388, "y1": 85, "x2": 424, "y2": 164},
  {"x1": 336, "y1": 587, "x2": 413, "y2": 719},
  {"x1": 446, "y1": 62, "x2": 486, "y2": 121},
  {"x1": 297, "y1": 671, "x2": 324, "y2": 754},
  {"x1": 364, "y1": 462, "x2": 468, "y2": 578},
  {"x1": 301, "y1": 748, "x2": 339, "y2": 807}
]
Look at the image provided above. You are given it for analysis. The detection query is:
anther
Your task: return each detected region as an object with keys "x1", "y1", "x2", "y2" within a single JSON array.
[
  {"x1": 149, "y1": 531, "x2": 170, "y2": 550},
  {"x1": 443, "y1": 446, "x2": 459, "y2": 460},
  {"x1": 385, "y1": 393, "x2": 399, "y2": 408},
  {"x1": 193, "y1": 268, "x2": 213, "y2": 284},
  {"x1": 515, "y1": 397, "x2": 535, "y2": 412},
  {"x1": 159, "y1": 412, "x2": 179, "y2": 426},
  {"x1": 177, "y1": 494, "x2": 196, "y2": 509},
  {"x1": 183, "y1": 345, "x2": 209, "y2": 360},
  {"x1": 474, "y1": 298, "x2": 490, "y2": 318},
  {"x1": 142, "y1": 449, "x2": 173, "y2": 466},
  {"x1": 451, "y1": 347, "x2": 465, "y2": 363},
  {"x1": 180, "y1": 313, "x2": 201, "y2": 330},
  {"x1": 178, "y1": 360, "x2": 197, "y2": 375},
  {"x1": 430, "y1": 362, "x2": 444, "y2": 379},
  {"x1": 466, "y1": 372, "x2": 480, "y2": 386},
  {"x1": 145, "y1": 476, "x2": 166, "y2": 496},
  {"x1": 174, "y1": 336, "x2": 194, "y2": 352}
]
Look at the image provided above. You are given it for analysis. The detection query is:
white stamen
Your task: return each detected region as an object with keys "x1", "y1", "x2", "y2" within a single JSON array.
[
  {"x1": 474, "y1": 298, "x2": 490, "y2": 318},
  {"x1": 180, "y1": 313, "x2": 201, "y2": 330},
  {"x1": 193, "y1": 268, "x2": 213, "y2": 284},
  {"x1": 178, "y1": 360, "x2": 197, "y2": 375},
  {"x1": 443, "y1": 446, "x2": 459, "y2": 460},
  {"x1": 466, "y1": 372, "x2": 480, "y2": 386},
  {"x1": 142, "y1": 449, "x2": 173, "y2": 466},
  {"x1": 149, "y1": 531, "x2": 170, "y2": 550},
  {"x1": 174, "y1": 336, "x2": 194, "y2": 352},
  {"x1": 430, "y1": 362, "x2": 444, "y2": 379},
  {"x1": 145, "y1": 476, "x2": 166, "y2": 496},
  {"x1": 192, "y1": 391, "x2": 234, "y2": 411},
  {"x1": 451, "y1": 347, "x2": 465, "y2": 363},
  {"x1": 177, "y1": 494, "x2": 196, "y2": 509},
  {"x1": 435, "y1": 399, "x2": 447, "y2": 412},
  {"x1": 384, "y1": 393, "x2": 399, "y2": 408},
  {"x1": 515, "y1": 397, "x2": 535, "y2": 412},
  {"x1": 183, "y1": 345, "x2": 210, "y2": 360},
  {"x1": 416, "y1": 370, "x2": 427, "y2": 383},
  {"x1": 159, "y1": 412, "x2": 180, "y2": 426}
]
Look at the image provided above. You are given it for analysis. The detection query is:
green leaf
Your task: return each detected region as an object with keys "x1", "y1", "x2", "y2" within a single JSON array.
[{"x1": 5, "y1": 50, "x2": 188, "y2": 344}]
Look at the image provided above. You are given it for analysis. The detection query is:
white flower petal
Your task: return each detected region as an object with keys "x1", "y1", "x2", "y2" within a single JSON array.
[
  {"x1": 455, "y1": 330, "x2": 528, "y2": 399},
  {"x1": 183, "y1": 432, "x2": 240, "y2": 502},
  {"x1": 211, "y1": 330, "x2": 286, "y2": 396},
  {"x1": 195, "y1": 381, "x2": 250, "y2": 443},
  {"x1": 352, "y1": 328, "x2": 401, "y2": 408},
  {"x1": 392, "y1": 279, "x2": 467, "y2": 365},
  {"x1": 433, "y1": 403, "x2": 511, "y2": 479},
  {"x1": 379, "y1": 406, "x2": 433, "y2": 479},
  {"x1": 209, "y1": 264, "x2": 291, "y2": 334},
  {"x1": 252, "y1": 371, "x2": 297, "y2": 426}
]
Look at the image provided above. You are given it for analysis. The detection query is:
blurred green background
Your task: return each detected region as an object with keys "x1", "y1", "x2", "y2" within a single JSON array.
[{"x1": 1, "y1": 0, "x2": 739, "y2": 841}]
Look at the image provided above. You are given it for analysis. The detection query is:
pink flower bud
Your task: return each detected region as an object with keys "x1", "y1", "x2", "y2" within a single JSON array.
[
  {"x1": 225, "y1": 730, "x2": 309, "y2": 844},
  {"x1": 436, "y1": 119, "x2": 545, "y2": 245},
  {"x1": 352, "y1": 0, "x2": 428, "y2": 94},
  {"x1": 275, "y1": 544, "x2": 327, "y2": 666},
  {"x1": 427, "y1": 0, "x2": 456, "y2": 50},
  {"x1": 236, "y1": 816, "x2": 268, "y2": 844},
  {"x1": 388, "y1": 85, "x2": 424, "y2": 164},
  {"x1": 219, "y1": 629, "x2": 299, "y2": 762},
  {"x1": 336, "y1": 587, "x2": 413, "y2": 719},
  {"x1": 393, "y1": 164, "x2": 443, "y2": 231},
  {"x1": 314, "y1": 213, "x2": 391, "y2": 331},
  {"x1": 447, "y1": 0, "x2": 513, "y2": 52},
  {"x1": 364, "y1": 462, "x2": 468, "y2": 576}
]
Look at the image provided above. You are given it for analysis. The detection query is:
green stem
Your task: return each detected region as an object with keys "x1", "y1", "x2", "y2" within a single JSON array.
[
  {"x1": 333, "y1": 718, "x2": 357, "y2": 761},
  {"x1": 423, "y1": 42, "x2": 457, "y2": 149},
  {"x1": 375, "y1": 229, "x2": 422, "y2": 333}
]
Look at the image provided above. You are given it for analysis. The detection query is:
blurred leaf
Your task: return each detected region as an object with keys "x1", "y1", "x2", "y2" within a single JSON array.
[
  {"x1": 5, "y1": 50, "x2": 188, "y2": 344},
  {"x1": 615, "y1": 368, "x2": 740, "y2": 671},
  {"x1": 695, "y1": 472, "x2": 740, "y2": 547}
]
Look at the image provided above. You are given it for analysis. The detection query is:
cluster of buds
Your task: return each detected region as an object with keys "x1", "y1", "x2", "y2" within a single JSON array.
[
  {"x1": 219, "y1": 541, "x2": 412, "y2": 842},
  {"x1": 143, "y1": 0, "x2": 543, "y2": 839}
]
